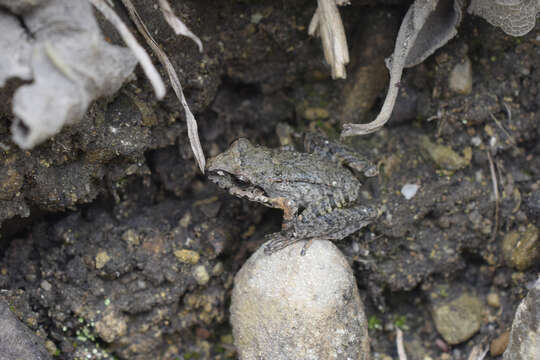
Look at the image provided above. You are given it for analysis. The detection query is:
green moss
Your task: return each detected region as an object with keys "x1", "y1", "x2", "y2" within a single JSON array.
[
  {"x1": 440, "y1": 288, "x2": 449, "y2": 297},
  {"x1": 368, "y1": 315, "x2": 382, "y2": 330},
  {"x1": 394, "y1": 315, "x2": 408, "y2": 330}
]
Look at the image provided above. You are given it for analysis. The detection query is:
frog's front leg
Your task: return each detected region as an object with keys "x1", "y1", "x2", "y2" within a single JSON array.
[
  {"x1": 268, "y1": 197, "x2": 298, "y2": 229},
  {"x1": 304, "y1": 133, "x2": 378, "y2": 177}
]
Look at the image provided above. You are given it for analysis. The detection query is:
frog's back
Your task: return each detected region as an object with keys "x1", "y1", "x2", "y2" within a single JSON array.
[{"x1": 267, "y1": 149, "x2": 360, "y2": 207}]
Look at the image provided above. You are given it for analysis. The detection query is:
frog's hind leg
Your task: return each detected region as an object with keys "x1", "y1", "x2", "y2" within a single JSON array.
[{"x1": 304, "y1": 133, "x2": 378, "y2": 177}]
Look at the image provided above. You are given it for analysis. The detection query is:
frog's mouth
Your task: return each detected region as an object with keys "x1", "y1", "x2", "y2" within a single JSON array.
[{"x1": 207, "y1": 170, "x2": 272, "y2": 206}]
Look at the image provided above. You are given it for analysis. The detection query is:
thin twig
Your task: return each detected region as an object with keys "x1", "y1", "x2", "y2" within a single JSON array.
[
  {"x1": 120, "y1": 0, "x2": 206, "y2": 172},
  {"x1": 489, "y1": 112, "x2": 516, "y2": 147},
  {"x1": 88, "y1": 0, "x2": 166, "y2": 99},
  {"x1": 487, "y1": 151, "x2": 500, "y2": 242},
  {"x1": 503, "y1": 101, "x2": 512, "y2": 121},
  {"x1": 396, "y1": 328, "x2": 407, "y2": 360},
  {"x1": 467, "y1": 345, "x2": 488, "y2": 360}
]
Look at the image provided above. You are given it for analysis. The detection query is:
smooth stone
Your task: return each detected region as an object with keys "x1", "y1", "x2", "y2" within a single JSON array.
[
  {"x1": 491, "y1": 331, "x2": 510, "y2": 357},
  {"x1": 231, "y1": 240, "x2": 369, "y2": 360}
]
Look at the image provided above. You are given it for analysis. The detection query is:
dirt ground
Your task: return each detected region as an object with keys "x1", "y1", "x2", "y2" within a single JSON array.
[{"x1": 0, "y1": 1, "x2": 539, "y2": 359}]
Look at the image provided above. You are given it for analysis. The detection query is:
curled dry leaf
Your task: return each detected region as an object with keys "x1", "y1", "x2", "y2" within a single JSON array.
[
  {"x1": 2, "y1": 0, "x2": 138, "y2": 149},
  {"x1": 342, "y1": 0, "x2": 464, "y2": 137},
  {"x1": 341, "y1": 0, "x2": 538, "y2": 138},
  {"x1": 468, "y1": 0, "x2": 539, "y2": 36},
  {"x1": 0, "y1": 13, "x2": 32, "y2": 87}
]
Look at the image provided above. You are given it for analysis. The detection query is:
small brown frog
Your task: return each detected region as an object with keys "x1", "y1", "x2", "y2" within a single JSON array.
[{"x1": 206, "y1": 133, "x2": 379, "y2": 255}]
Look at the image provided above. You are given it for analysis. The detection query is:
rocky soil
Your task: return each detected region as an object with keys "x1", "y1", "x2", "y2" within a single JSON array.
[{"x1": 0, "y1": 0, "x2": 539, "y2": 359}]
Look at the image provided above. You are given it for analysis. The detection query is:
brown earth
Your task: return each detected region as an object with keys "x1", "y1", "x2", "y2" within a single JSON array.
[{"x1": 0, "y1": 1, "x2": 538, "y2": 359}]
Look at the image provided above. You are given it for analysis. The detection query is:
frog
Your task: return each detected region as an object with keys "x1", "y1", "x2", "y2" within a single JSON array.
[{"x1": 206, "y1": 132, "x2": 380, "y2": 255}]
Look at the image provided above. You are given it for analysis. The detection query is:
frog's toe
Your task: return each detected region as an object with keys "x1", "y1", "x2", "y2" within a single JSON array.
[
  {"x1": 264, "y1": 233, "x2": 302, "y2": 255},
  {"x1": 357, "y1": 205, "x2": 380, "y2": 220},
  {"x1": 363, "y1": 165, "x2": 378, "y2": 177}
]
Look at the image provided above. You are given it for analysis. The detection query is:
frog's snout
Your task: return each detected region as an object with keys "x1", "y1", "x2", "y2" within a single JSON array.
[
  {"x1": 206, "y1": 149, "x2": 240, "y2": 174},
  {"x1": 205, "y1": 138, "x2": 251, "y2": 174}
]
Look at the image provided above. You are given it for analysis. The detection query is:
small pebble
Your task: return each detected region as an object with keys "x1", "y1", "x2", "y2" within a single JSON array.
[
  {"x1": 40, "y1": 280, "x2": 52, "y2": 292},
  {"x1": 212, "y1": 262, "x2": 224, "y2": 276},
  {"x1": 487, "y1": 292, "x2": 500, "y2": 308},
  {"x1": 174, "y1": 249, "x2": 200, "y2": 264},
  {"x1": 401, "y1": 183, "x2": 420, "y2": 200},
  {"x1": 44, "y1": 340, "x2": 57, "y2": 356},
  {"x1": 440, "y1": 353, "x2": 451, "y2": 360},
  {"x1": 471, "y1": 136, "x2": 482, "y2": 147},
  {"x1": 490, "y1": 331, "x2": 510, "y2": 356},
  {"x1": 502, "y1": 225, "x2": 539, "y2": 270},
  {"x1": 95, "y1": 250, "x2": 110, "y2": 270},
  {"x1": 449, "y1": 57, "x2": 472, "y2": 95},
  {"x1": 193, "y1": 265, "x2": 210, "y2": 285},
  {"x1": 121, "y1": 229, "x2": 140, "y2": 246},
  {"x1": 432, "y1": 293, "x2": 483, "y2": 345}
]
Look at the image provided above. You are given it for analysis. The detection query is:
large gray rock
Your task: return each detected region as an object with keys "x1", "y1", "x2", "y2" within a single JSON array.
[
  {"x1": 231, "y1": 240, "x2": 369, "y2": 360},
  {"x1": 504, "y1": 277, "x2": 540, "y2": 360},
  {"x1": 0, "y1": 299, "x2": 52, "y2": 360}
]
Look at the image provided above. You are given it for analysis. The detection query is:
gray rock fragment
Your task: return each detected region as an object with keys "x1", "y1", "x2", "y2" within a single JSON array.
[
  {"x1": 469, "y1": 0, "x2": 539, "y2": 37},
  {"x1": 0, "y1": 0, "x2": 137, "y2": 149},
  {"x1": 231, "y1": 240, "x2": 369, "y2": 360},
  {"x1": 503, "y1": 277, "x2": 540, "y2": 360},
  {"x1": 0, "y1": 299, "x2": 52, "y2": 360}
]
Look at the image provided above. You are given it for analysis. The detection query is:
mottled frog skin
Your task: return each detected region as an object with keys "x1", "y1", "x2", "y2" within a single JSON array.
[{"x1": 206, "y1": 133, "x2": 379, "y2": 254}]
